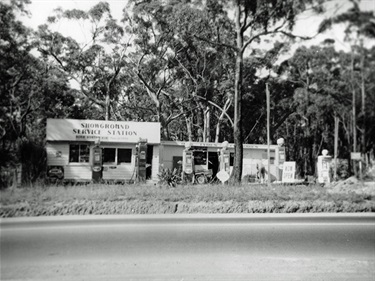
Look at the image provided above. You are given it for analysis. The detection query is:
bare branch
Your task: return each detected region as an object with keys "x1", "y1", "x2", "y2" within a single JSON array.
[
  {"x1": 176, "y1": 56, "x2": 197, "y2": 85},
  {"x1": 278, "y1": 30, "x2": 315, "y2": 40},
  {"x1": 244, "y1": 113, "x2": 263, "y2": 143},
  {"x1": 241, "y1": 5, "x2": 248, "y2": 32},
  {"x1": 136, "y1": 72, "x2": 161, "y2": 108},
  {"x1": 10, "y1": 72, "x2": 26, "y2": 89},
  {"x1": 194, "y1": 95, "x2": 234, "y2": 127},
  {"x1": 242, "y1": 16, "x2": 289, "y2": 52}
]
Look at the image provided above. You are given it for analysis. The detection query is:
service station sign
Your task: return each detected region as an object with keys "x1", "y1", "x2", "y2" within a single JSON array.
[{"x1": 47, "y1": 119, "x2": 161, "y2": 144}]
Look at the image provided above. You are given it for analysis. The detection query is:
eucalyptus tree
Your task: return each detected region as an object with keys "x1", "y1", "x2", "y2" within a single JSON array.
[
  {"x1": 276, "y1": 45, "x2": 351, "y2": 176},
  {"x1": 318, "y1": 1, "x2": 375, "y2": 170},
  {"x1": 196, "y1": 0, "x2": 326, "y2": 182},
  {"x1": 126, "y1": 0, "x2": 326, "y2": 181},
  {"x1": 125, "y1": 0, "x2": 235, "y2": 141},
  {"x1": 1, "y1": 0, "x2": 34, "y2": 144},
  {"x1": 275, "y1": 40, "x2": 375, "y2": 178},
  {"x1": 123, "y1": 0, "x2": 185, "y2": 139},
  {"x1": 36, "y1": 2, "x2": 130, "y2": 121},
  {"x1": 242, "y1": 74, "x2": 297, "y2": 145},
  {"x1": 0, "y1": 0, "x2": 74, "y2": 185}
]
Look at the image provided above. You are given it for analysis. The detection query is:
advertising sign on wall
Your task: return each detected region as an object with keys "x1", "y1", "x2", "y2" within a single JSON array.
[{"x1": 47, "y1": 119, "x2": 161, "y2": 144}]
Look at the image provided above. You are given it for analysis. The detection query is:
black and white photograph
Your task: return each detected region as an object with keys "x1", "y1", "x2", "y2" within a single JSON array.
[{"x1": 1, "y1": 0, "x2": 375, "y2": 280}]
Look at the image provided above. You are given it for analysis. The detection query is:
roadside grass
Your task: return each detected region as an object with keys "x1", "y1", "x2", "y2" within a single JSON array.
[{"x1": 1, "y1": 182, "x2": 373, "y2": 205}]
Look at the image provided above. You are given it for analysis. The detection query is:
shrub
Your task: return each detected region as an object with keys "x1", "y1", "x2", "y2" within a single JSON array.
[{"x1": 157, "y1": 168, "x2": 182, "y2": 187}]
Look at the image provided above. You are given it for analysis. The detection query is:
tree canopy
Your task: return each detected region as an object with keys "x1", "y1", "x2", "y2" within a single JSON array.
[{"x1": 1, "y1": 0, "x2": 374, "y2": 186}]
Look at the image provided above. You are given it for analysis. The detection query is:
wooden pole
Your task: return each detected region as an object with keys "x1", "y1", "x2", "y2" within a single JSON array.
[
  {"x1": 351, "y1": 54, "x2": 357, "y2": 177},
  {"x1": 266, "y1": 83, "x2": 271, "y2": 186},
  {"x1": 360, "y1": 54, "x2": 366, "y2": 181},
  {"x1": 334, "y1": 115, "x2": 339, "y2": 181}
]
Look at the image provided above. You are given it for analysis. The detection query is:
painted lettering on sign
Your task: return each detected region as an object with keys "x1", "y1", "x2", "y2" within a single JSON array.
[
  {"x1": 73, "y1": 129, "x2": 101, "y2": 135},
  {"x1": 81, "y1": 123, "x2": 130, "y2": 130},
  {"x1": 282, "y1": 161, "x2": 296, "y2": 183},
  {"x1": 46, "y1": 119, "x2": 161, "y2": 143},
  {"x1": 72, "y1": 123, "x2": 137, "y2": 138}
]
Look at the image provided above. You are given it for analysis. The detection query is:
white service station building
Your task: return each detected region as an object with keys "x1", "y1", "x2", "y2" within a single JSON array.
[{"x1": 46, "y1": 118, "x2": 284, "y2": 183}]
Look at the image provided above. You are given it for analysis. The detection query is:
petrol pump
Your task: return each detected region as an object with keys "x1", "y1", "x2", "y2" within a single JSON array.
[
  {"x1": 182, "y1": 142, "x2": 194, "y2": 182},
  {"x1": 277, "y1": 138, "x2": 285, "y2": 181},
  {"x1": 317, "y1": 149, "x2": 332, "y2": 186},
  {"x1": 218, "y1": 141, "x2": 230, "y2": 174},
  {"x1": 136, "y1": 138, "x2": 148, "y2": 182},
  {"x1": 92, "y1": 140, "x2": 102, "y2": 183},
  {"x1": 216, "y1": 141, "x2": 230, "y2": 184}
]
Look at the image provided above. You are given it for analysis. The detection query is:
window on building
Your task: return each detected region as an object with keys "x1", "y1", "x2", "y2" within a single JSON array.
[
  {"x1": 118, "y1": 148, "x2": 132, "y2": 164},
  {"x1": 103, "y1": 148, "x2": 116, "y2": 164},
  {"x1": 69, "y1": 144, "x2": 89, "y2": 163}
]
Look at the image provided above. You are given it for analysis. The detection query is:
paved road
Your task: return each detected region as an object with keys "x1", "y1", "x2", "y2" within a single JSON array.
[{"x1": 1, "y1": 214, "x2": 375, "y2": 280}]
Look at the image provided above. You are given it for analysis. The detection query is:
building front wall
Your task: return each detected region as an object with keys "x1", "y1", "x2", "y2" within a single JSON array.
[
  {"x1": 46, "y1": 119, "x2": 162, "y2": 182},
  {"x1": 46, "y1": 119, "x2": 281, "y2": 182},
  {"x1": 160, "y1": 141, "x2": 279, "y2": 181},
  {"x1": 46, "y1": 142, "x2": 92, "y2": 181},
  {"x1": 100, "y1": 144, "x2": 136, "y2": 181},
  {"x1": 160, "y1": 145, "x2": 185, "y2": 171},
  {"x1": 64, "y1": 164, "x2": 92, "y2": 180},
  {"x1": 46, "y1": 142, "x2": 159, "y2": 182}
]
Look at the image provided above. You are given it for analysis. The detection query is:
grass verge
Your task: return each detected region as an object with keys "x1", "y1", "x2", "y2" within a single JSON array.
[{"x1": 1, "y1": 182, "x2": 374, "y2": 217}]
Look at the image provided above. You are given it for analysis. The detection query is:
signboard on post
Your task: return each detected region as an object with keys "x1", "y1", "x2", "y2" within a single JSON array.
[
  {"x1": 282, "y1": 161, "x2": 296, "y2": 183},
  {"x1": 351, "y1": 152, "x2": 362, "y2": 161},
  {"x1": 216, "y1": 170, "x2": 230, "y2": 184}
]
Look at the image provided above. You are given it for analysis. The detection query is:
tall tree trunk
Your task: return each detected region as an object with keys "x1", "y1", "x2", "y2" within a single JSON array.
[
  {"x1": 343, "y1": 117, "x2": 351, "y2": 176},
  {"x1": 205, "y1": 106, "x2": 210, "y2": 142},
  {"x1": 105, "y1": 69, "x2": 120, "y2": 121},
  {"x1": 195, "y1": 102, "x2": 205, "y2": 142},
  {"x1": 105, "y1": 92, "x2": 110, "y2": 121},
  {"x1": 233, "y1": 1, "x2": 243, "y2": 183},
  {"x1": 182, "y1": 109, "x2": 193, "y2": 142},
  {"x1": 187, "y1": 117, "x2": 193, "y2": 142}
]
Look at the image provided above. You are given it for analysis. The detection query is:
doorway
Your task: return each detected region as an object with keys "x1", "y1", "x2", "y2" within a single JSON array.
[
  {"x1": 208, "y1": 152, "x2": 219, "y2": 178},
  {"x1": 146, "y1": 145, "x2": 153, "y2": 179}
]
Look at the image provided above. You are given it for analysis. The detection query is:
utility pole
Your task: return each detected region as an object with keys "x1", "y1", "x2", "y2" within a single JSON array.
[
  {"x1": 351, "y1": 54, "x2": 357, "y2": 177},
  {"x1": 360, "y1": 54, "x2": 366, "y2": 169},
  {"x1": 334, "y1": 115, "x2": 339, "y2": 181},
  {"x1": 266, "y1": 83, "x2": 271, "y2": 186}
]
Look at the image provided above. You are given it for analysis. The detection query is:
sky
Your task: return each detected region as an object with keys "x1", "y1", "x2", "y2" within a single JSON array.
[{"x1": 17, "y1": 0, "x2": 375, "y2": 55}]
